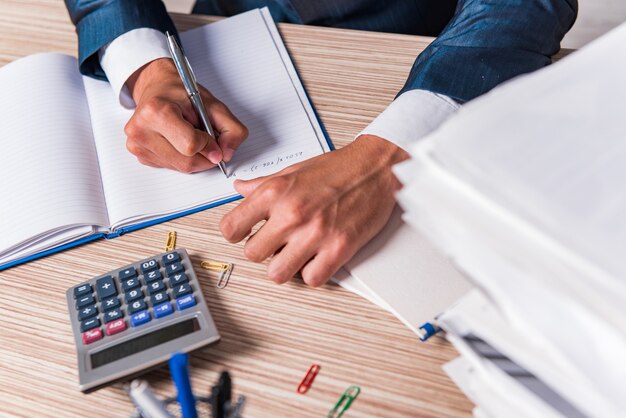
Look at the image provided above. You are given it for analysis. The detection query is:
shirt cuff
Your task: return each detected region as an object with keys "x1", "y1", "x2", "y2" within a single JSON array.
[
  {"x1": 98, "y1": 28, "x2": 171, "y2": 108},
  {"x1": 358, "y1": 89, "x2": 460, "y2": 152}
]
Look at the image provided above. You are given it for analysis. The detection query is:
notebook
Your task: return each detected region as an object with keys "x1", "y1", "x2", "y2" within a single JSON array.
[{"x1": 0, "y1": 8, "x2": 331, "y2": 270}]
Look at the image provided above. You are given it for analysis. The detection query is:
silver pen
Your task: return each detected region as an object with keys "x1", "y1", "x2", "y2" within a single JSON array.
[{"x1": 166, "y1": 31, "x2": 228, "y2": 177}]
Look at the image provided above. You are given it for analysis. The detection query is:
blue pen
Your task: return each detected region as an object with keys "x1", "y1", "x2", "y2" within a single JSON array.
[{"x1": 168, "y1": 352, "x2": 198, "y2": 418}]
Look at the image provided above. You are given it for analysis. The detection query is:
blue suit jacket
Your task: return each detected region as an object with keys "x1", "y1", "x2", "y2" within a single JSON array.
[{"x1": 64, "y1": 0, "x2": 577, "y2": 103}]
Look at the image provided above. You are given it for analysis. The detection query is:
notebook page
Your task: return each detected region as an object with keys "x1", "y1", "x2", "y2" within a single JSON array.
[
  {"x1": 0, "y1": 53, "x2": 108, "y2": 263},
  {"x1": 84, "y1": 8, "x2": 329, "y2": 229}
]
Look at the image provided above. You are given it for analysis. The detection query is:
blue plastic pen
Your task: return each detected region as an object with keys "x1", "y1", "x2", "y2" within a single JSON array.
[{"x1": 169, "y1": 352, "x2": 198, "y2": 418}]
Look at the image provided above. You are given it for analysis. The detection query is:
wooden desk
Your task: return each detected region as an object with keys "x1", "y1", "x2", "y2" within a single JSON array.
[{"x1": 0, "y1": 1, "x2": 472, "y2": 416}]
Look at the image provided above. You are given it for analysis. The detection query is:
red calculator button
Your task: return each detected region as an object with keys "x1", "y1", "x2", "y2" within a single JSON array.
[
  {"x1": 105, "y1": 319, "x2": 127, "y2": 336},
  {"x1": 82, "y1": 328, "x2": 103, "y2": 345}
]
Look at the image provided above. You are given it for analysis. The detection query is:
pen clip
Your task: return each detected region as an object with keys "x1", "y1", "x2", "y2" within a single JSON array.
[{"x1": 166, "y1": 31, "x2": 199, "y2": 97}]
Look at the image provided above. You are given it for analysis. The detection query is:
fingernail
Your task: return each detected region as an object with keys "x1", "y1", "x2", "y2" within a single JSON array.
[{"x1": 207, "y1": 150, "x2": 223, "y2": 164}]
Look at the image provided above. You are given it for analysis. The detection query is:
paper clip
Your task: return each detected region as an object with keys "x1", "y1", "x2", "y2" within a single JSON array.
[
  {"x1": 200, "y1": 260, "x2": 234, "y2": 289},
  {"x1": 297, "y1": 364, "x2": 321, "y2": 394},
  {"x1": 165, "y1": 231, "x2": 177, "y2": 252},
  {"x1": 327, "y1": 385, "x2": 360, "y2": 418}
]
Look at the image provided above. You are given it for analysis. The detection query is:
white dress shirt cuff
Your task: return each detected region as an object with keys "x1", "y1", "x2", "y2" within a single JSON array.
[
  {"x1": 98, "y1": 28, "x2": 171, "y2": 108},
  {"x1": 358, "y1": 89, "x2": 460, "y2": 151}
]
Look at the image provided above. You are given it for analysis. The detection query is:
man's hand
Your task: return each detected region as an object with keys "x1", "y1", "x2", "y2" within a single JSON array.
[
  {"x1": 220, "y1": 134, "x2": 410, "y2": 287},
  {"x1": 124, "y1": 58, "x2": 248, "y2": 173}
]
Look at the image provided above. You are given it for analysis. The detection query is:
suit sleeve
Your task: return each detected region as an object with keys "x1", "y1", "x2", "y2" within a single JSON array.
[
  {"x1": 64, "y1": 0, "x2": 178, "y2": 80},
  {"x1": 399, "y1": 0, "x2": 578, "y2": 103}
]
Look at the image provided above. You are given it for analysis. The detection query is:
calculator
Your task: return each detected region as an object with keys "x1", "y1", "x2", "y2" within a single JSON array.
[{"x1": 66, "y1": 249, "x2": 220, "y2": 393}]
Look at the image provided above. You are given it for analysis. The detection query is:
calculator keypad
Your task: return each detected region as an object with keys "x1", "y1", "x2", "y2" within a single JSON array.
[{"x1": 70, "y1": 250, "x2": 200, "y2": 345}]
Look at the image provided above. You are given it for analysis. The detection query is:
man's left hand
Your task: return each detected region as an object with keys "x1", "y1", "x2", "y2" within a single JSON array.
[{"x1": 220, "y1": 134, "x2": 409, "y2": 287}]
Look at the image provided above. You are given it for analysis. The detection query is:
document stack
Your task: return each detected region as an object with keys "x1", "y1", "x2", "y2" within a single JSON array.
[{"x1": 395, "y1": 23, "x2": 626, "y2": 418}]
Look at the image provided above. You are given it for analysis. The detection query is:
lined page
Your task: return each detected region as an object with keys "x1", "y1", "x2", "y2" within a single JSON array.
[
  {"x1": 84, "y1": 8, "x2": 329, "y2": 229},
  {"x1": 0, "y1": 53, "x2": 108, "y2": 262}
]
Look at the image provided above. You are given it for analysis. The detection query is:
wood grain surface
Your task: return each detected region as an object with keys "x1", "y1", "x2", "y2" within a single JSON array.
[{"x1": 0, "y1": 1, "x2": 473, "y2": 417}]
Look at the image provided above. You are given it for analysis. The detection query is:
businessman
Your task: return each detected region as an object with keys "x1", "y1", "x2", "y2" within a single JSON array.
[{"x1": 65, "y1": 0, "x2": 577, "y2": 287}]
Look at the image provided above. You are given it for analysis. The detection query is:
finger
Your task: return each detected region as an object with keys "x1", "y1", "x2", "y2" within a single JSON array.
[
  {"x1": 205, "y1": 96, "x2": 248, "y2": 162},
  {"x1": 243, "y1": 218, "x2": 289, "y2": 262},
  {"x1": 135, "y1": 132, "x2": 216, "y2": 173},
  {"x1": 127, "y1": 134, "x2": 176, "y2": 170},
  {"x1": 146, "y1": 99, "x2": 220, "y2": 161},
  {"x1": 233, "y1": 177, "x2": 268, "y2": 197},
  {"x1": 135, "y1": 147, "x2": 173, "y2": 170},
  {"x1": 266, "y1": 237, "x2": 318, "y2": 285},
  {"x1": 299, "y1": 249, "x2": 347, "y2": 288},
  {"x1": 220, "y1": 190, "x2": 272, "y2": 242}
]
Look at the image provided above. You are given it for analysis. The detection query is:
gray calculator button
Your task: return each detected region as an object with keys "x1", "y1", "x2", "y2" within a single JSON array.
[
  {"x1": 101, "y1": 296, "x2": 120, "y2": 311},
  {"x1": 147, "y1": 280, "x2": 166, "y2": 295},
  {"x1": 119, "y1": 266, "x2": 137, "y2": 280},
  {"x1": 144, "y1": 269, "x2": 163, "y2": 283},
  {"x1": 172, "y1": 283, "x2": 192, "y2": 298},
  {"x1": 76, "y1": 293, "x2": 95, "y2": 309},
  {"x1": 150, "y1": 291, "x2": 169, "y2": 306},
  {"x1": 125, "y1": 289, "x2": 144, "y2": 303},
  {"x1": 96, "y1": 276, "x2": 117, "y2": 300},
  {"x1": 169, "y1": 272, "x2": 188, "y2": 286},
  {"x1": 140, "y1": 259, "x2": 159, "y2": 273},
  {"x1": 103, "y1": 308, "x2": 123, "y2": 323},
  {"x1": 121, "y1": 277, "x2": 141, "y2": 292},
  {"x1": 128, "y1": 299, "x2": 147, "y2": 314},
  {"x1": 73, "y1": 283, "x2": 91, "y2": 299},
  {"x1": 80, "y1": 317, "x2": 100, "y2": 332},
  {"x1": 78, "y1": 304, "x2": 98, "y2": 321},
  {"x1": 166, "y1": 262, "x2": 184, "y2": 275},
  {"x1": 162, "y1": 252, "x2": 180, "y2": 265}
]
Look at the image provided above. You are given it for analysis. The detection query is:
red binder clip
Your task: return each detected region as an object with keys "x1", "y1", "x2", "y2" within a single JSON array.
[{"x1": 297, "y1": 364, "x2": 321, "y2": 394}]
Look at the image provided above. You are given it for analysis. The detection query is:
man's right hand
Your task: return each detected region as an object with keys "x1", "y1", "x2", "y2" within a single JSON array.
[{"x1": 124, "y1": 58, "x2": 248, "y2": 173}]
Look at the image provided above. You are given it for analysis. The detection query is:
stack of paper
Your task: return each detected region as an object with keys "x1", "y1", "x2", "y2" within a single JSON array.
[{"x1": 395, "y1": 22, "x2": 626, "y2": 418}]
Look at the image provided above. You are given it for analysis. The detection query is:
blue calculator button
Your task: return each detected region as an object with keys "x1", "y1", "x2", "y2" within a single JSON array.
[
  {"x1": 130, "y1": 310, "x2": 151, "y2": 327},
  {"x1": 176, "y1": 295, "x2": 196, "y2": 311},
  {"x1": 76, "y1": 293, "x2": 95, "y2": 309},
  {"x1": 73, "y1": 283, "x2": 91, "y2": 299},
  {"x1": 162, "y1": 252, "x2": 180, "y2": 265},
  {"x1": 101, "y1": 296, "x2": 120, "y2": 311},
  {"x1": 119, "y1": 266, "x2": 137, "y2": 280},
  {"x1": 144, "y1": 269, "x2": 163, "y2": 283},
  {"x1": 80, "y1": 317, "x2": 100, "y2": 332},
  {"x1": 153, "y1": 302, "x2": 173, "y2": 318}
]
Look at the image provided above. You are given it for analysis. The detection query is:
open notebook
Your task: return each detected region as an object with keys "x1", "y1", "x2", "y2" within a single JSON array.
[{"x1": 0, "y1": 8, "x2": 330, "y2": 270}]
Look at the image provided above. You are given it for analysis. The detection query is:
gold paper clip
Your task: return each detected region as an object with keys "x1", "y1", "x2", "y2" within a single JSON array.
[
  {"x1": 200, "y1": 260, "x2": 234, "y2": 288},
  {"x1": 327, "y1": 385, "x2": 360, "y2": 418},
  {"x1": 165, "y1": 231, "x2": 177, "y2": 251}
]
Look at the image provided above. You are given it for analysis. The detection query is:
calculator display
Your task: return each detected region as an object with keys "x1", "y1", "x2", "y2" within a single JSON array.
[{"x1": 91, "y1": 318, "x2": 199, "y2": 369}]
